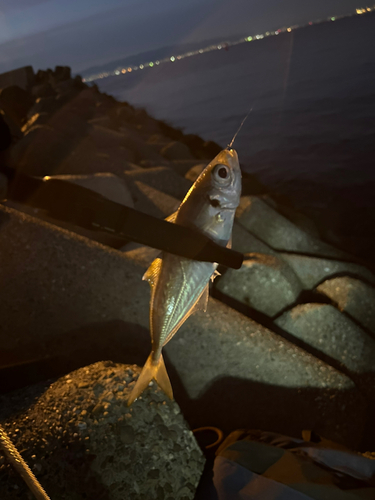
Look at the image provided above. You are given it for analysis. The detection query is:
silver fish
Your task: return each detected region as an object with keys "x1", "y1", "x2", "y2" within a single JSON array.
[{"x1": 127, "y1": 148, "x2": 242, "y2": 405}]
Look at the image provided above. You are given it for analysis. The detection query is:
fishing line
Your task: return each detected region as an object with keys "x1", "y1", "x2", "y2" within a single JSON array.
[{"x1": 227, "y1": 105, "x2": 254, "y2": 149}]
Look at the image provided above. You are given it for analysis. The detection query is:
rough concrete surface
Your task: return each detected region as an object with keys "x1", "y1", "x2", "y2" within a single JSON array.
[
  {"x1": 215, "y1": 252, "x2": 303, "y2": 317},
  {"x1": 317, "y1": 276, "x2": 375, "y2": 335},
  {"x1": 236, "y1": 196, "x2": 350, "y2": 259},
  {"x1": 276, "y1": 304, "x2": 375, "y2": 374},
  {"x1": 0, "y1": 361, "x2": 205, "y2": 500},
  {"x1": 280, "y1": 253, "x2": 375, "y2": 289},
  {"x1": 0, "y1": 206, "x2": 365, "y2": 447},
  {"x1": 123, "y1": 166, "x2": 192, "y2": 200}
]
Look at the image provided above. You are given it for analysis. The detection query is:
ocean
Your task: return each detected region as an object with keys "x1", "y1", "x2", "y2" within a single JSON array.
[{"x1": 95, "y1": 12, "x2": 375, "y2": 265}]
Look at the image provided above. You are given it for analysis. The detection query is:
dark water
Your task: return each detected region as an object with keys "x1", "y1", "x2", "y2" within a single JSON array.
[{"x1": 96, "y1": 13, "x2": 375, "y2": 264}]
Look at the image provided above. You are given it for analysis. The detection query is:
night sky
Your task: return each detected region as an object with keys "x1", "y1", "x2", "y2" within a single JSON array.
[{"x1": 0, "y1": 0, "x2": 365, "y2": 74}]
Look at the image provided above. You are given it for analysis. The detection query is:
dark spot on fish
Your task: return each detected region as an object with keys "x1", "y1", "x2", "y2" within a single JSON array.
[{"x1": 209, "y1": 198, "x2": 220, "y2": 208}]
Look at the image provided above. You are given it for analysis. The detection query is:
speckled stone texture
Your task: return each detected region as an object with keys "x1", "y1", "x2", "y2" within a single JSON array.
[{"x1": 0, "y1": 361, "x2": 205, "y2": 500}]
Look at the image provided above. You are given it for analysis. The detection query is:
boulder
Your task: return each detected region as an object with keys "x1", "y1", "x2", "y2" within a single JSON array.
[
  {"x1": 231, "y1": 223, "x2": 276, "y2": 255},
  {"x1": 276, "y1": 304, "x2": 375, "y2": 374},
  {"x1": 48, "y1": 173, "x2": 134, "y2": 208},
  {"x1": 26, "y1": 96, "x2": 59, "y2": 118},
  {"x1": 169, "y1": 159, "x2": 203, "y2": 176},
  {"x1": 184, "y1": 163, "x2": 206, "y2": 182},
  {"x1": 123, "y1": 166, "x2": 192, "y2": 200},
  {"x1": 236, "y1": 196, "x2": 350, "y2": 259},
  {"x1": 160, "y1": 141, "x2": 194, "y2": 161},
  {"x1": 21, "y1": 112, "x2": 50, "y2": 132},
  {"x1": 0, "y1": 361, "x2": 205, "y2": 500},
  {"x1": 0, "y1": 205, "x2": 364, "y2": 446},
  {"x1": 279, "y1": 254, "x2": 375, "y2": 289},
  {"x1": 30, "y1": 82, "x2": 56, "y2": 99},
  {"x1": 53, "y1": 65, "x2": 71, "y2": 82},
  {"x1": 215, "y1": 252, "x2": 303, "y2": 317},
  {"x1": 317, "y1": 277, "x2": 375, "y2": 334},
  {"x1": 0, "y1": 66, "x2": 34, "y2": 91},
  {"x1": 131, "y1": 181, "x2": 180, "y2": 217},
  {"x1": 120, "y1": 127, "x2": 167, "y2": 164},
  {"x1": 0, "y1": 86, "x2": 34, "y2": 127}
]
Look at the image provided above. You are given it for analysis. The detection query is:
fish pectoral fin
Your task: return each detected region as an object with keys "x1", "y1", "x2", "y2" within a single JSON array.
[
  {"x1": 165, "y1": 211, "x2": 178, "y2": 223},
  {"x1": 226, "y1": 236, "x2": 232, "y2": 249},
  {"x1": 142, "y1": 257, "x2": 162, "y2": 288},
  {"x1": 211, "y1": 270, "x2": 221, "y2": 282},
  {"x1": 127, "y1": 353, "x2": 173, "y2": 406}
]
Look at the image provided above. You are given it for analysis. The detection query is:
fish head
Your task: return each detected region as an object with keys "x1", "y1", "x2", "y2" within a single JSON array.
[{"x1": 177, "y1": 148, "x2": 242, "y2": 243}]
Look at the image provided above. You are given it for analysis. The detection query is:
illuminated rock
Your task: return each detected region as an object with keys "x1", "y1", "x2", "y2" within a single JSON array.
[
  {"x1": 236, "y1": 196, "x2": 350, "y2": 259},
  {"x1": 0, "y1": 361, "x2": 205, "y2": 500},
  {"x1": 280, "y1": 253, "x2": 375, "y2": 289},
  {"x1": 215, "y1": 252, "x2": 303, "y2": 317},
  {"x1": 123, "y1": 166, "x2": 192, "y2": 200},
  {"x1": 317, "y1": 277, "x2": 375, "y2": 334},
  {"x1": 276, "y1": 304, "x2": 375, "y2": 374},
  {"x1": 161, "y1": 141, "x2": 194, "y2": 161}
]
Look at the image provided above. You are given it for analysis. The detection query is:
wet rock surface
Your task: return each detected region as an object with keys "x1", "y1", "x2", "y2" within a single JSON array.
[{"x1": 0, "y1": 361, "x2": 205, "y2": 500}]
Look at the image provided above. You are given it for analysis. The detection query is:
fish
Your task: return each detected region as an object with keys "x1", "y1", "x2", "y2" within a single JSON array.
[{"x1": 127, "y1": 148, "x2": 242, "y2": 406}]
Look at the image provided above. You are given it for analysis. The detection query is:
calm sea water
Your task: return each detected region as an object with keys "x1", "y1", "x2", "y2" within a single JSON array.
[{"x1": 96, "y1": 13, "x2": 375, "y2": 264}]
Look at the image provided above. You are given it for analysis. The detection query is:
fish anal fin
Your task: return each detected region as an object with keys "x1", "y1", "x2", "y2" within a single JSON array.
[
  {"x1": 142, "y1": 257, "x2": 162, "y2": 288},
  {"x1": 127, "y1": 353, "x2": 173, "y2": 406},
  {"x1": 165, "y1": 211, "x2": 178, "y2": 223},
  {"x1": 195, "y1": 284, "x2": 209, "y2": 313}
]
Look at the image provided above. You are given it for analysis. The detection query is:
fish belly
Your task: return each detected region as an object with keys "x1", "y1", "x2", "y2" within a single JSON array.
[{"x1": 150, "y1": 254, "x2": 215, "y2": 351}]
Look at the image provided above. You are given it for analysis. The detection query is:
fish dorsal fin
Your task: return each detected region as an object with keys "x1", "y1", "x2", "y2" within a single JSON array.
[
  {"x1": 165, "y1": 211, "x2": 178, "y2": 223},
  {"x1": 142, "y1": 258, "x2": 162, "y2": 288}
]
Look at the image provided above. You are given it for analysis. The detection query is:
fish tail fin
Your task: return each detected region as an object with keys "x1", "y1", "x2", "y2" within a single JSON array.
[{"x1": 127, "y1": 353, "x2": 173, "y2": 406}]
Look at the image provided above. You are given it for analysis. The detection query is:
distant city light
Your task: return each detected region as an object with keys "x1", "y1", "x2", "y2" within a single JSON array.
[{"x1": 83, "y1": 6, "x2": 375, "y2": 83}]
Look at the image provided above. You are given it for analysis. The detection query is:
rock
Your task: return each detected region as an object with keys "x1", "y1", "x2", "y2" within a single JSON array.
[
  {"x1": 30, "y1": 83, "x2": 56, "y2": 99},
  {"x1": 169, "y1": 159, "x2": 204, "y2": 176},
  {"x1": 317, "y1": 277, "x2": 375, "y2": 334},
  {"x1": 53, "y1": 65, "x2": 71, "y2": 82},
  {"x1": 0, "y1": 173, "x2": 7, "y2": 199},
  {"x1": 48, "y1": 173, "x2": 134, "y2": 208},
  {"x1": 231, "y1": 223, "x2": 276, "y2": 255},
  {"x1": 0, "y1": 85, "x2": 34, "y2": 127},
  {"x1": 26, "y1": 96, "x2": 59, "y2": 118},
  {"x1": 0, "y1": 112, "x2": 12, "y2": 150},
  {"x1": 0, "y1": 361, "x2": 205, "y2": 500},
  {"x1": 120, "y1": 126, "x2": 167, "y2": 164},
  {"x1": 279, "y1": 254, "x2": 375, "y2": 289},
  {"x1": 123, "y1": 166, "x2": 192, "y2": 200},
  {"x1": 241, "y1": 171, "x2": 268, "y2": 196},
  {"x1": 21, "y1": 112, "x2": 50, "y2": 133},
  {"x1": 276, "y1": 304, "x2": 375, "y2": 374},
  {"x1": 0, "y1": 66, "x2": 34, "y2": 91},
  {"x1": 201, "y1": 140, "x2": 221, "y2": 157},
  {"x1": 132, "y1": 181, "x2": 180, "y2": 217},
  {"x1": 236, "y1": 196, "x2": 351, "y2": 259},
  {"x1": 184, "y1": 163, "x2": 206, "y2": 182},
  {"x1": 215, "y1": 252, "x2": 303, "y2": 317},
  {"x1": 160, "y1": 141, "x2": 194, "y2": 161},
  {"x1": 0, "y1": 206, "x2": 364, "y2": 447}
]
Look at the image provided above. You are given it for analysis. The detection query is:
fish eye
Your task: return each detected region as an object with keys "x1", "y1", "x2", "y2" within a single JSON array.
[
  {"x1": 213, "y1": 164, "x2": 230, "y2": 182},
  {"x1": 218, "y1": 167, "x2": 228, "y2": 178}
]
